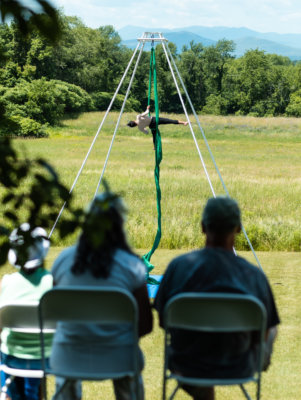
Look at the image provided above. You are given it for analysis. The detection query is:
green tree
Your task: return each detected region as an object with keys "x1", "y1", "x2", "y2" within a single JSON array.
[
  {"x1": 232, "y1": 50, "x2": 291, "y2": 116},
  {"x1": 48, "y1": 18, "x2": 127, "y2": 93},
  {"x1": 234, "y1": 50, "x2": 273, "y2": 115},
  {"x1": 155, "y1": 42, "x2": 181, "y2": 112},
  {"x1": 0, "y1": 0, "x2": 61, "y2": 42},
  {"x1": 202, "y1": 39, "x2": 235, "y2": 96},
  {"x1": 0, "y1": 0, "x2": 61, "y2": 125},
  {"x1": 130, "y1": 50, "x2": 150, "y2": 111},
  {"x1": 286, "y1": 89, "x2": 301, "y2": 116},
  {"x1": 0, "y1": 1, "x2": 81, "y2": 267},
  {"x1": 179, "y1": 41, "x2": 206, "y2": 110}
]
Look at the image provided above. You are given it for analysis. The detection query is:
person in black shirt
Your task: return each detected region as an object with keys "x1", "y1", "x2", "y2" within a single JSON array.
[{"x1": 154, "y1": 196, "x2": 280, "y2": 400}]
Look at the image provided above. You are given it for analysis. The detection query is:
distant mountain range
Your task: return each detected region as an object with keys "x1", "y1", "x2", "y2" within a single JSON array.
[{"x1": 118, "y1": 25, "x2": 301, "y2": 60}]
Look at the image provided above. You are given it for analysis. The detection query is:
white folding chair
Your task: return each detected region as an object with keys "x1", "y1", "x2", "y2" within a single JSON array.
[
  {"x1": 163, "y1": 293, "x2": 267, "y2": 400},
  {"x1": 38, "y1": 286, "x2": 140, "y2": 400},
  {"x1": 0, "y1": 303, "x2": 55, "y2": 400}
]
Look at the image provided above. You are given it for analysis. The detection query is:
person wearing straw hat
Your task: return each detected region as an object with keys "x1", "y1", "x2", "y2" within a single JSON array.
[{"x1": 0, "y1": 223, "x2": 53, "y2": 400}]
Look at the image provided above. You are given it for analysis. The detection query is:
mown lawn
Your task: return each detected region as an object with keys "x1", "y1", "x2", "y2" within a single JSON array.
[{"x1": 2, "y1": 249, "x2": 298, "y2": 399}]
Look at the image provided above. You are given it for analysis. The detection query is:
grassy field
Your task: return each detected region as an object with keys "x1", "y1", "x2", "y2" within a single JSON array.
[
  {"x1": 1, "y1": 112, "x2": 301, "y2": 398},
  {"x1": 2, "y1": 248, "x2": 299, "y2": 399},
  {"x1": 9, "y1": 111, "x2": 301, "y2": 251}
]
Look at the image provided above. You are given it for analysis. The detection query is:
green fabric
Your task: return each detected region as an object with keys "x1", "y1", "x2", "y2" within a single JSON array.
[
  {"x1": 142, "y1": 47, "x2": 162, "y2": 284},
  {"x1": 0, "y1": 269, "x2": 53, "y2": 359}
]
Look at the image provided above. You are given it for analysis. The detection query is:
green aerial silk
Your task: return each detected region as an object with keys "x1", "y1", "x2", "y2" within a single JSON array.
[{"x1": 142, "y1": 47, "x2": 162, "y2": 285}]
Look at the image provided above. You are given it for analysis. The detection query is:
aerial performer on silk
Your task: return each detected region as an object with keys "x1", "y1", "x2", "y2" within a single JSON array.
[{"x1": 127, "y1": 105, "x2": 188, "y2": 148}]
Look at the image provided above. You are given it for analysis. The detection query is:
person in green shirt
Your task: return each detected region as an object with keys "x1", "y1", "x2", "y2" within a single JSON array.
[{"x1": 0, "y1": 224, "x2": 53, "y2": 400}]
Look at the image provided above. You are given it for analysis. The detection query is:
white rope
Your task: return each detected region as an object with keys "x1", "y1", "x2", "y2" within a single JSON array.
[
  {"x1": 48, "y1": 42, "x2": 141, "y2": 239},
  {"x1": 165, "y1": 44, "x2": 263, "y2": 270},
  {"x1": 93, "y1": 41, "x2": 146, "y2": 197}
]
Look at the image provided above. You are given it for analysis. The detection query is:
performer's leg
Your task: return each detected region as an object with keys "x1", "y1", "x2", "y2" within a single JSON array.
[
  {"x1": 158, "y1": 117, "x2": 178, "y2": 125},
  {"x1": 158, "y1": 117, "x2": 188, "y2": 126},
  {"x1": 151, "y1": 130, "x2": 156, "y2": 149}
]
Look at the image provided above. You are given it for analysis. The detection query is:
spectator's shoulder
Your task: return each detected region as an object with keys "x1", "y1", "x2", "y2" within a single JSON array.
[
  {"x1": 115, "y1": 249, "x2": 146, "y2": 281},
  {"x1": 169, "y1": 250, "x2": 202, "y2": 268},
  {"x1": 163, "y1": 249, "x2": 203, "y2": 282},
  {"x1": 237, "y1": 255, "x2": 267, "y2": 276},
  {"x1": 235, "y1": 255, "x2": 272, "y2": 293},
  {"x1": 51, "y1": 246, "x2": 76, "y2": 273},
  {"x1": 170, "y1": 249, "x2": 202, "y2": 267}
]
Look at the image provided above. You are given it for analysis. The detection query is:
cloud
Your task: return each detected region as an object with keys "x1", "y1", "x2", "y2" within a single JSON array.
[{"x1": 52, "y1": 0, "x2": 301, "y2": 33}]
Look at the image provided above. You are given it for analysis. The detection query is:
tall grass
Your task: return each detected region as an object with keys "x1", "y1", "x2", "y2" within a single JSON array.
[{"x1": 4, "y1": 112, "x2": 301, "y2": 251}]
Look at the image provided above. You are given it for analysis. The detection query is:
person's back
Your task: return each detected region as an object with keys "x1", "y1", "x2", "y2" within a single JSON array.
[
  {"x1": 0, "y1": 267, "x2": 53, "y2": 359},
  {"x1": 156, "y1": 247, "x2": 277, "y2": 379},
  {"x1": 155, "y1": 197, "x2": 280, "y2": 400},
  {"x1": 51, "y1": 246, "x2": 147, "y2": 357},
  {"x1": 0, "y1": 224, "x2": 52, "y2": 400},
  {"x1": 50, "y1": 188, "x2": 153, "y2": 400}
]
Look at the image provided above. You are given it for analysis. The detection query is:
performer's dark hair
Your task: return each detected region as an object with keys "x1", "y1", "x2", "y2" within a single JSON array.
[
  {"x1": 127, "y1": 121, "x2": 137, "y2": 128},
  {"x1": 71, "y1": 191, "x2": 136, "y2": 279}
]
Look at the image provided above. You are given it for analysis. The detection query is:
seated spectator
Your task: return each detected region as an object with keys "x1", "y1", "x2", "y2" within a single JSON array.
[
  {"x1": 0, "y1": 224, "x2": 52, "y2": 400},
  {"x1": 154, "y1": 196, "x2": 280, "y2": 400},
  {"x1": 50, "y1": 188, "x2": 153, "y2": 400}
]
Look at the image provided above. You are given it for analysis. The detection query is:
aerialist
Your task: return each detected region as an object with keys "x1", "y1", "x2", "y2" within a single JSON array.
[{"x1": 127, "y1": 105, "x2": 188, "y2": 148}]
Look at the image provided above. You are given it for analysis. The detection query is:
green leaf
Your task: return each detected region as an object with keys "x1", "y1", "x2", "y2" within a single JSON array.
[
  {"x1": 4, "y1": 211, "x2": 18, "y2": 222},
  {"x1": 37, "y1": 158, "x2": 59, "y2": 181},
  {"x1": 0, "y1": 241, "x2": 10, "y2": 266},
  {"x1": 0, "y1": 226, "x2": 10, "y2": 237},
  {"x1": 2, "y1": 193, "x2": 15, "y2": 204}
]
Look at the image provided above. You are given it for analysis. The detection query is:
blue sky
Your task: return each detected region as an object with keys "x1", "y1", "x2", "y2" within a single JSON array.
[{"x1": 51, "y1": 0, "x2": 301, "y2": 34}]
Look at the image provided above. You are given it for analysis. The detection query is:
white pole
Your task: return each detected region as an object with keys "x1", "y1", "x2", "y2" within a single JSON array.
[
  {"x1": 93, "y1": 41, "x2": 146, "y2": 197},
  {"x1": 49, "y1": 41, "x2": 141, "y2": 238}
]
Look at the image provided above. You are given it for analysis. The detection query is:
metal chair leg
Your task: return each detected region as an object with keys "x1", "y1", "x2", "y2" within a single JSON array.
[
  {"x1": 52, "y1": 379, "x2": 69, "y2": 400},
  {"x1": 169, "y1": 383, "x2": 180, "y2": 400},
  {"x1": 240, "y1": 384, "x2": 252, "y2": 400},
  {"x1": 0, "y1": 376, "x2": 13, "y2": 400}
]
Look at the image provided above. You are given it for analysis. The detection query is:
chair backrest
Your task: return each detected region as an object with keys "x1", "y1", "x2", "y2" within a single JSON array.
[
  {"x1": 0, "y1": 303, "x2": 55, "y2": 333},
  {"x1": 39, "y1": 286, "x2": 137, "y2": 326},
  {"x1": 164, "y1": 293, "x2": 267, "y2": 333},
  {"x1": 162, "y1": 294, "x2": 267, "y2": 400},
  {"x1": 38, "y1": 286, "x2": 139, "y2": 381}
]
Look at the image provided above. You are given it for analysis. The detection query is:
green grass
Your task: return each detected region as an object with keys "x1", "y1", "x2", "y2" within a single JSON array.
[
  {"x1": 61, "y1": 249, "x2": 301, "y2": 400},
  {"x1": 1, "y1": 113, "x2": 301, "y2": 398},
  {"x1": 7, "y1": 111, "x2": 301, "y2": 251},
  {"x1": 2, "y1": 249, "x2": 299, "y2": 399}
]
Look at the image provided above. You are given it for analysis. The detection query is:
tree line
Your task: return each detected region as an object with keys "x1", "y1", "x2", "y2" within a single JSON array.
[{"x1": 1, "y1": 12, "x2": 301, "y2": 137}]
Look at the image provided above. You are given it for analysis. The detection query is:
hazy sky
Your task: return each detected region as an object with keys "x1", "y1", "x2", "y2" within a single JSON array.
[{"x1": 51, "y1": 0, "x2": 301, "y2": 34}]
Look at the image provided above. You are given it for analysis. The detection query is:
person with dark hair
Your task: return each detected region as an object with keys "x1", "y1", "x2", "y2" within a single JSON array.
[
  {"x1": 154, "y1": 196, "x2": 280, "y2": 400},
  {"x1": 127, "y1": 105, "x2": 188, "y2": 148},
  {"x1": 50, "y1": 189, "x2": 153, "y2": 400},
  {"x1": 0, "y1": 224, "x2": 52, "y2": 400}
]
